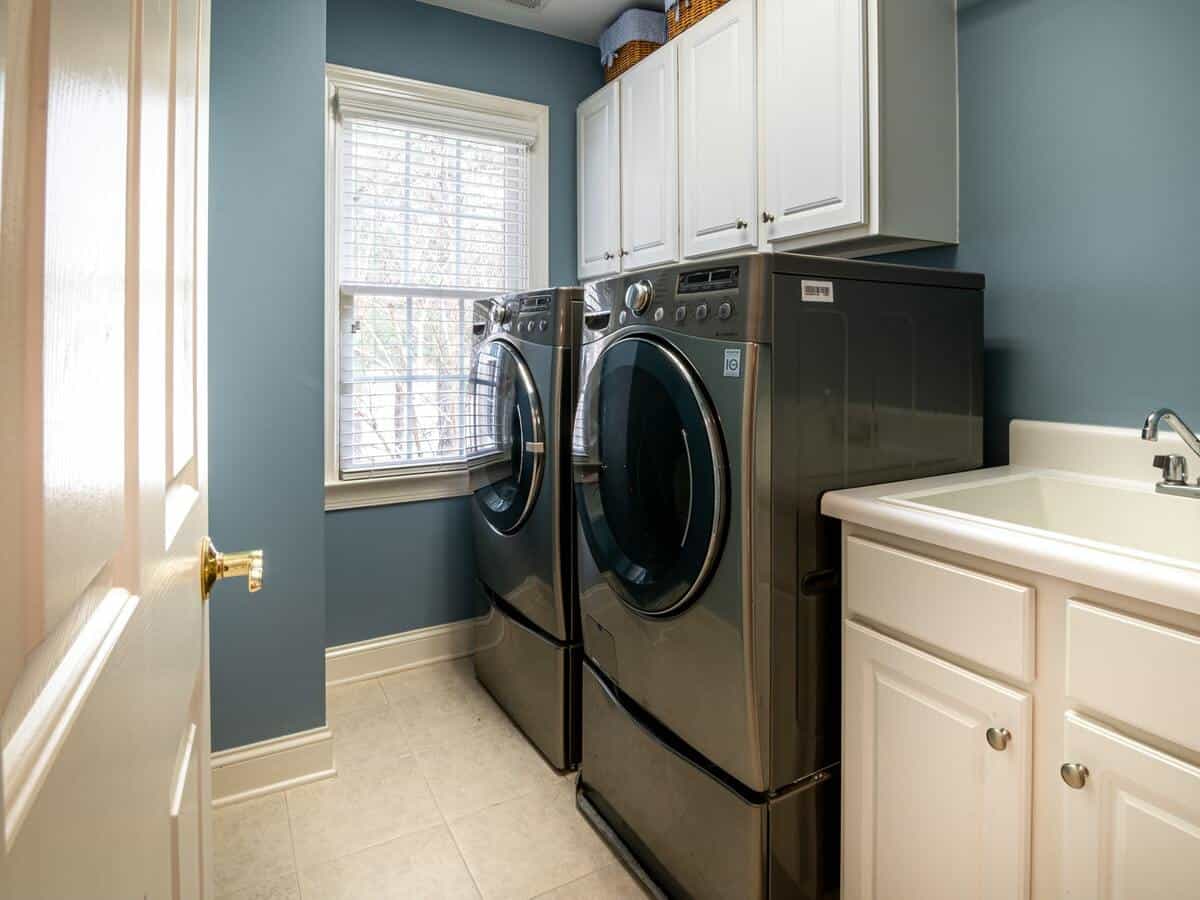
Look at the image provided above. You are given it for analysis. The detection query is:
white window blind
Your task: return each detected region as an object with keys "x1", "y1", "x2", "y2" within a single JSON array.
[{"x1": 336, "y1": 110, "x2": 531, "y2": 478}]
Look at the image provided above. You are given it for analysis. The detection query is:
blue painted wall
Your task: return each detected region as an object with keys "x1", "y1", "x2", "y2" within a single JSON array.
[
  {"x1": 323, "y1": 0, "x2": 602, "y2": 646},
  {"x1": 208, "y1": 0, "x2": 328, "y2": 750},
  {"x1": 881, "y1": 0, "x2": 1200, "y2": 464}
]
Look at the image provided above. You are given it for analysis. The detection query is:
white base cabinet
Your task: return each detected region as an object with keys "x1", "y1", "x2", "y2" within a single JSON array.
[
  {"x1": 839, "y1": 525, "x2": 1200, "y2": 899},
  {"x1": 843, "y1": 622, "x2": 1032, "y2": 900},
  {"x1": 1061, "y1": 713, "x2": 1200, "y2": 900}
]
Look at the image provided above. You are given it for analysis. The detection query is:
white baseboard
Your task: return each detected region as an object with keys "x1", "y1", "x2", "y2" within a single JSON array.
[
  {"x1": 211, "y1": 726, "x2": 335, "y2": 808},
  {"x1": 325, "y1": 617, "x2": 483, "y2": 686}
]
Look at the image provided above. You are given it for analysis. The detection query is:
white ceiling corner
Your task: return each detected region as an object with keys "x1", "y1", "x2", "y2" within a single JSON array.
[{"x1": 415, "y1": 0, "x2": 655, "y2": 47}]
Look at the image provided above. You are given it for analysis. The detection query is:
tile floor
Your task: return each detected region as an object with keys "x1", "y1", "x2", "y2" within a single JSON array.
[{"x1": 214, "y1": 658, "x2": 650, "y2": 900}]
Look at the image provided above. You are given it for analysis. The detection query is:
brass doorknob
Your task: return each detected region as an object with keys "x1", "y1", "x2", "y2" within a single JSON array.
[{"x1": 200, "y1": 537, "x2": 264, "y2": 601}]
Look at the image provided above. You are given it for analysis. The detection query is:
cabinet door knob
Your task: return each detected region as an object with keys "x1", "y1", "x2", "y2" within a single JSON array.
[
  {"x1": 762, "y1": 211, "x2": 776, "y2": 224},
  {"x1": 603, "y1": 251, "x2": 615, "y2": 260},
  {"x1": 985, "y1": 727, "x2": 1011, "y2": 751},
  {"x1": 1060, "y1": 762, "x2": 1089, "y2": 790},
  {"x1": 736, "y1": 219, "x2": 748, "y2": 230},
  {"x1": 620, "y1": 249, "x2": 629, "y2": 257}
]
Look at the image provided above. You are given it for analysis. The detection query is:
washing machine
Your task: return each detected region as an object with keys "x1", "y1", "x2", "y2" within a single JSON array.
[
  {"x1": 571, "y1": 254, "x2": 984, "y2": 898},
  {"x1": 469, "y1": 287, "x2": 583, "y2": 771}
]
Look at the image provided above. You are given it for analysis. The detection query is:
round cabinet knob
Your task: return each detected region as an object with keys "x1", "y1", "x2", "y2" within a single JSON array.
[
  {"x1": 736, "y1": 219, "x2": 748, "y2": 230},
  {"x1": 491, "y1": 304, "x2": 510, "y2": 326},
  {"x1": 985, "y1": 727, "x2": 1011, "y2": 751},
  {"x1": 625, "y1": 280, "x2": 654, "y2": 316},
  {"x1": 603, "y1": 251, "x2": 615, "y2": 261},
  {"x1": 762, "y1": 211, "x2": 776, "y2": 224},
  {"x1": 1060, "y1": 762, "x2": 1089, "y2": 790}
]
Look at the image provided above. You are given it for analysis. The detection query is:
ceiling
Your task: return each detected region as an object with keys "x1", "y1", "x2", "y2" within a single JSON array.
[{"x1": 415, "y1": 0, "x2": 655, "y2": 47}]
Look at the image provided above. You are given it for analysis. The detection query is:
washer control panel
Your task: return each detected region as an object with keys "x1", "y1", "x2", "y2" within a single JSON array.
[{"x1": 584, "y1": 260, "x2": 762, "y2": 342}]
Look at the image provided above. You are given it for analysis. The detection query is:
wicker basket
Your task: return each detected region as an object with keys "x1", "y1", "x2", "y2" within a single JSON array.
[
  {"x1": 666, "y1": 0, "x2": 729, "y2": 40},
  {"x1": 604, "y1": 40, "x2": 662, "y2": 82}
]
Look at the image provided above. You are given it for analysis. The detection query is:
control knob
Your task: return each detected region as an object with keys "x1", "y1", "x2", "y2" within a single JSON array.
[
  {"x1": 490, "y1": 303, "x2": 511, "y2": 326},
  {"x1": 625, "y1": 280, "x2": 654, "y2": 316}
]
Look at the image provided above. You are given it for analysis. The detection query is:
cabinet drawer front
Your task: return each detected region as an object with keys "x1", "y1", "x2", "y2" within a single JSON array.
[
  {"x1": 1062, "y1": 713, "x2": 1200, "y2": 899},
  {"x1": 1066, "y1": 601, "x2": 1200, "y2": 753},
  {"x1": 843, "y1": 622, "x2": 1032, "y2": 900},
  {"x1": 845, "y1": 536, "x2": 1036, "y2": 681}
]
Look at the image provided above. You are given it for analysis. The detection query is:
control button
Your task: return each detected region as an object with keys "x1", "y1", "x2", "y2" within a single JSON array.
[
  {"x1": 718, "y1": 302, "x2": 733, "y2": 321},
  {"x1": 653, "y1": 307, "x2": 664, "y2": 322},
  {"x1": 695, "y1": 303, "x2": 709, "y2": 322},
  {"x1": 538, "y1": 320, "x2": 548, "y2": 332},
  {"x1": 625, "y1": 280, "x2": 654, "y2": 316},
  {"x1": 619, "y1": 310, "x2": 628, "y2": 325},
  {"x1": 674, "y1": 306, "x2": 687, "y2": 323}
]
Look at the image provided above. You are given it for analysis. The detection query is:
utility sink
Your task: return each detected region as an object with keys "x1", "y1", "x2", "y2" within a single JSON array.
[{"x1": 886, "y1": 473, "x2": 1200, "y2": 570}]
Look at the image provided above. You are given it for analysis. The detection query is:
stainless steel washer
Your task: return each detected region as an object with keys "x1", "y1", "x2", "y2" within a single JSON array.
[
  {"x1": 470, "y1": 288, "x2": 583, "y2": 770},
  {"x1": 572, "y1": 254, "x2": 985, "y2": 898}
]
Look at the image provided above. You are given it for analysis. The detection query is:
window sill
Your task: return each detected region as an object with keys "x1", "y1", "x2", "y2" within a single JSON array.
[{"x1": 324, "y1": 468, "x2": 472, "y2": 511}]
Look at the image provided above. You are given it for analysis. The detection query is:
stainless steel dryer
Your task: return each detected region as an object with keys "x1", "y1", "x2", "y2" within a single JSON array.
[
  {"x1": 572, "y1": 254, "x2": 984, "y2": 898},
  {"x1": 470, "y1": 287, "x2": 583, "y2": 771}
]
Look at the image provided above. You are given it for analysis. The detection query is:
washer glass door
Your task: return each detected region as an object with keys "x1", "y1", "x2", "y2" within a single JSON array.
[
  {"x1": 471, "y1": 338, "x2": 545, "y2": 534},
  {"x1": 574, "y1": 335, "x2": 727, "y2": 616}
]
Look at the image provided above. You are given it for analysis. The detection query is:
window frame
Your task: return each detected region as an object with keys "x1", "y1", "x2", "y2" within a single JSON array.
[{"x1": 324, "y1": 64, "x2": 550, "y2": 510}]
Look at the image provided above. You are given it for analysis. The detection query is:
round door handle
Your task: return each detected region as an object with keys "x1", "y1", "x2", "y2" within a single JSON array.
[
  {"x1": 1060, "y1": 762, "x2": 1089, "y2": 790},
  {"x1": 985, "y1": 727, "x2": 1011, "y2": 751},
  {"x1": 736, "y1": 219, "x2": 748, "y2": 230},
  {"x1": 762, "y1": 211, "x2": 776, "y2": 224}
]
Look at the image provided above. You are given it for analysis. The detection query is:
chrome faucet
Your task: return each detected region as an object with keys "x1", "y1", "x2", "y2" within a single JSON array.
[{"x1": 1142, "y1": 408, "x2": 1200, "y2": 497}]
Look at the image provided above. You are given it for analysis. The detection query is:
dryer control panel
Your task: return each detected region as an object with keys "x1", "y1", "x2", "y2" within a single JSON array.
[{"x1": 473, "y1": 288, "x2": 583, "y2": 349}]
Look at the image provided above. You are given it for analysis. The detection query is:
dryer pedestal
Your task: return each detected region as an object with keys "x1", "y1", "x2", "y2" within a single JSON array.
[
  {"x1": 579, "y1": 661, "x2": 838, "y2": 899},
  {"x1": 474, "y1": 588, "x2": 580, "y2": 771}
]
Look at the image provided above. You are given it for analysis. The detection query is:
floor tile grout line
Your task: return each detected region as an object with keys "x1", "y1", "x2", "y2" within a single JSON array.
[{"x1": 444, "y1": 813, "x2": 488, "y2": 899}]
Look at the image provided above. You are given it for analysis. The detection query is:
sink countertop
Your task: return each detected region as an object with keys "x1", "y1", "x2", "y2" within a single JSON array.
[{"x1": 822, "y1": 420, "x2": 1200, "y2": 618}]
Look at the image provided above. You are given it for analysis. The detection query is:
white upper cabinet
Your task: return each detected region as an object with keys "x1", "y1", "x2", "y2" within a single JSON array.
[
  {"x1": 1061, "y1": 713, "x2": 1200, "y2": 900},
  {"x1": 760, "y1": 0, "x2": 864, "y2": 241},
  {"x1": 620, "y1": 43, "x2": 679, "y2": 272},
  {"x1": 843, "y1": 622, "x2": 1032, "y2": 900},
  {"x1": 678, "y1": 0, "x2": 757, "y2": 259},
  {"x1": 577, "y1": 83, "x2": 621, "y2": 281}
]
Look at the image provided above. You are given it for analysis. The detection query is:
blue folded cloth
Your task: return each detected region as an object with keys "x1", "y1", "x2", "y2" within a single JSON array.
[{"x1": 600, "y1": 9, "x2": 667, "y2": 67}]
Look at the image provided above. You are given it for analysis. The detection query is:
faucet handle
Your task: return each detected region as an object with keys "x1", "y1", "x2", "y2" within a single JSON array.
[{"x1": 1153, "y1": 454, "x2": 1189, "y2": 485}]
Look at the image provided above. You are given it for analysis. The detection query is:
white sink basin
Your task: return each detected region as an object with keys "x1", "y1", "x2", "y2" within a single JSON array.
[{"x1": 887, "y1": 473, "x2": 1200, "y2": 570}]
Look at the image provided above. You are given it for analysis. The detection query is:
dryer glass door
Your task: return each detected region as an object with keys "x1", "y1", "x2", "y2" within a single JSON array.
[
  {"x1": 575, "y1": 335, "x2": 728, "y2": 616},
  {"x1": 471, "y1": 338, "x2": 545, "y2": 534}
]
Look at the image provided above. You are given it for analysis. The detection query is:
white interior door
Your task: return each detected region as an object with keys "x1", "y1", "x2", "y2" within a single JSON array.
[
  {"x1": 842, "y1": 622, "x2": 1032, "y2": 900},
  {"x1": 576, "y1": 82, "x2": 620, "y2": 281},
  {"x1": 1061, "y1": 712, "x2": 1200, "y2": 900},
  {"x1": 0, "y1": 0, "x2": 219, "y2": 897},
  {"x1": 620, "y1": 44, "x2": 678, "y2": 272},
  {"x1": 761, "y1": 0, "x2": 864, "y2": 242},
  {"x1": 678, "y1": 0, "x2": 757, "y2": 259}
]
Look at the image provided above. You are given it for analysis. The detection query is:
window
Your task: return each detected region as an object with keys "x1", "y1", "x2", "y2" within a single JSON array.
[{"x1": 325, "y1": 66, "x2": 548, "y2": 509}]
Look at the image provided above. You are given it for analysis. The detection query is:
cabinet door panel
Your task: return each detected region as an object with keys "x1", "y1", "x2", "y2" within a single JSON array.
[
  {"x1": 761, "y1": 0, "x2": 864, "y2": 241},
  {"x1": 1062, "y1": 713, "x2": 1200, "y2": 900},
  {"x1": 577, "y1": 84, "x2": 620, "y2": 280},
  {"x1": 678, "y1": 0, "x2": 756, "y2": 258},
  {"x1": 843, "y1": 622, "x2": 1031, "y2": 900},
  {"x1": 620, "y1": 45, "x2": 678, "y2": 271}
]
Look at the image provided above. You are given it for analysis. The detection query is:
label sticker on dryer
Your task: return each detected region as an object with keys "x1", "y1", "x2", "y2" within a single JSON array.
[
  {"x1": 723, "y1": 348, "x2": 742, "y2": 378},
  {"x1": 801, "y1": 279, "x2": 835, "y2": 302}
]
